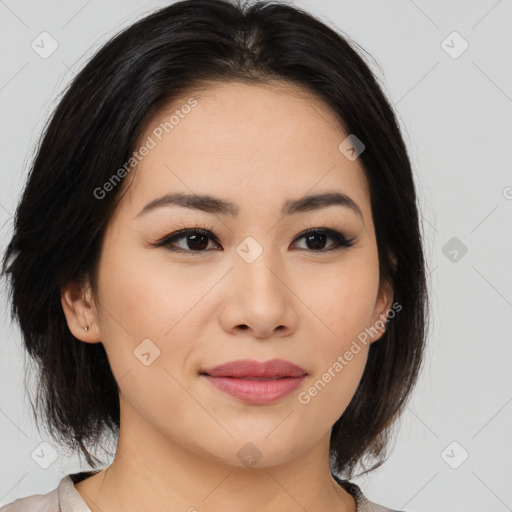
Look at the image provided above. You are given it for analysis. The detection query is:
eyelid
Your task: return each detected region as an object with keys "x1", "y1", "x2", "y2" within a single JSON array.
[{"x1": 154, "y1": 222, "x2": 217, "y2": 246}]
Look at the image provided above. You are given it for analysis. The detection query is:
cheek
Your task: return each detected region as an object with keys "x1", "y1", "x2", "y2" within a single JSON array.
[
  {"x1": 279, "y1": 260, "x2": 378, "y2": 415},
  {"x1": 94, "y1": 246, "x2": 204, "y2": 391},
  {"x1": 296, "y1": 281, "x2": 373, "y2": 427},
  {"x1": 296, "y1": 258, "x2": 380, "y2": 350},
  {"x1": 97, "y1": 243, "x2": 197, "y2": 340},
  {"x1": 93, "y1": 253, "x2": 197, "y2": 423}
]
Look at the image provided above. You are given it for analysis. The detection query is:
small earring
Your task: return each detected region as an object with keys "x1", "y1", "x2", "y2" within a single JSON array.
[{"x1": 83, "y1": 326, "x2": 89, "y2": 332}]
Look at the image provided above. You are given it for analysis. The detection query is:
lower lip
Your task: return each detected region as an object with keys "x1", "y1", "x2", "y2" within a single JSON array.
[{"x1": 202, "y1": 375, "x2": 306, "y2": 404}]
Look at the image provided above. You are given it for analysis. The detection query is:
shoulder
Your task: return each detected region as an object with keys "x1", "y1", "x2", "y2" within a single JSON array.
[
  {"x1": 0, "y1": 472, "x2": 95, "y2": 512},
  {"x1": 0, "y1": 484, "x2": 60, "y2": 512},
  {"x1": 333, "y1": 474, "x2": 406, "y2": 512}
]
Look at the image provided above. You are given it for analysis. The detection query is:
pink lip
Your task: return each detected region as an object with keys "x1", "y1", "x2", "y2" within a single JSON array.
[
  {"x1": 201, "y1": 358, "x2": 307, "y2": 378},
  {"x1": 200, "y1": 359, "x2": 308, "y2": 405},
  {"x1": 203, "y1": 375, "x2": 306, "y2": 404}
]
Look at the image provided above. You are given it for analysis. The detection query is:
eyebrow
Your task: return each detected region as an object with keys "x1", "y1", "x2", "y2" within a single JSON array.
[{"x1": 135, "y1": 191, "x2": 364, "y2": 221}]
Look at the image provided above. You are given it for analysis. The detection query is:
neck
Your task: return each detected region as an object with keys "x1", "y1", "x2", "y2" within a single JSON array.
[{"x1": 74, "y1": 396, "x2": 356, "y2": 512}]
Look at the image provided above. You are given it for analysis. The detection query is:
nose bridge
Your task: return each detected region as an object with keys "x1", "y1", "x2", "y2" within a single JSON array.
[
  {"x1": 232, "y1": 233, "x2": 289, "y2": 304},
  {"x1": 236, "y1": 234, "x2": 280, "y2": 285}
]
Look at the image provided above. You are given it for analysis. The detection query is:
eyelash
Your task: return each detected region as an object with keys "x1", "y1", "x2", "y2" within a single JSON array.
[{"x1": 154, "y1": 223, "x2": 356, "y2": 256}]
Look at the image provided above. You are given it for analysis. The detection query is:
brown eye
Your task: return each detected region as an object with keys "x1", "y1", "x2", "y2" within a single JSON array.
[
  {"x1": 292, "y1": 228, "x2": 355, "y2": 252},
  {"x1": 157, "y1": 229, "x2": 220, "y2": 253},
  {"x1": 155, "y1": 227, "x2": 355, "y2": 255}
]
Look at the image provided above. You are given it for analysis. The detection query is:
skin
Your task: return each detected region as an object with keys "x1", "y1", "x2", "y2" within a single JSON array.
[{"x1": 61, "y1": 81, "x2": 394, "y2": 512}]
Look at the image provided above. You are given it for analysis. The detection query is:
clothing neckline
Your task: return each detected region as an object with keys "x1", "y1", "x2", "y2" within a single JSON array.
[
  {"x1": 62, "y1": 470, "x2": 369, "y2": 512},
  {"x1": 332, "y1": 472, "x2": 370, "y2": 512}
]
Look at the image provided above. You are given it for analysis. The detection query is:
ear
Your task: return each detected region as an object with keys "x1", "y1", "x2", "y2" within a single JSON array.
[
  {"x1": 61, "y1": 277, "x2": 101, "y2": 343},
  {"x1": 369, "y1": 253, "x2": 397, "y2": 344}
]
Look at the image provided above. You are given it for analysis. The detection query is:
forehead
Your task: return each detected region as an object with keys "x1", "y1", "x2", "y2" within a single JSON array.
[{"x1": 119, "y1": 81, "x2": 371, "y2": 223}]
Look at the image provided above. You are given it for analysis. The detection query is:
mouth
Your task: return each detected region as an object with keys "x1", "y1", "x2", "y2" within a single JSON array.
[
  {"x1": 199, "y1": 359, "x2": 307, "y2": 404},
  {"x1": 199, "y1": 374, "x2": 292, "y2": 380},
  {"x1": 200, "y1": 374, "x2": 307, "y2": 404},
  {"x1": 200, "y1": 358, "x2": 308, "y2": 379}
]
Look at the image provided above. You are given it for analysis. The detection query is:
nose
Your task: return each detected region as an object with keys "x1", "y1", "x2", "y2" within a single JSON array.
[{"x1": 218, "y1": 247, "x2": 298, "y2": 339}]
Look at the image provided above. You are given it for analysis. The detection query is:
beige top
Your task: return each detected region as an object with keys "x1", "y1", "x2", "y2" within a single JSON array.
[{"x1": 0, "y1": 471, "x2": 403, "y2": 512}]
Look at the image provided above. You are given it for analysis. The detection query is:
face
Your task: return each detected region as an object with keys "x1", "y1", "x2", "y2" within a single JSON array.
[{"x1": 63, "y1": 81, "x2": 393, "y2": 469}]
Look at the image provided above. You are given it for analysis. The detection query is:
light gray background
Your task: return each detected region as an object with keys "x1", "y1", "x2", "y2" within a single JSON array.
[{"x1": 1, "y1": 1, "x2": 511, "y2": 510}]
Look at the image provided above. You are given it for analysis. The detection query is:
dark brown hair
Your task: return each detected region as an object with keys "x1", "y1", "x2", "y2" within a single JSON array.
[{"x1": 1, "y1": 0, "x2": 429, "y2": 479}]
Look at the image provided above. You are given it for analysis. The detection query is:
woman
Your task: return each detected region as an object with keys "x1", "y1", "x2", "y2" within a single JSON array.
[{"x1": 0, "y1": 1, "x2": 428, "y2": 511}]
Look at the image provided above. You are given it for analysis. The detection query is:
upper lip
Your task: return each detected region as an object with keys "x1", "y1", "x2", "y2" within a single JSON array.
[{"x1": 201, "y1": 359, "x2": 307, "y2": 378}]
